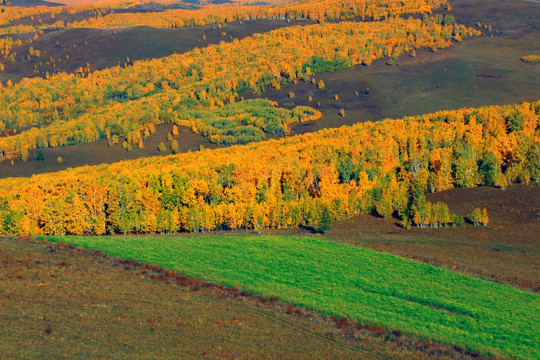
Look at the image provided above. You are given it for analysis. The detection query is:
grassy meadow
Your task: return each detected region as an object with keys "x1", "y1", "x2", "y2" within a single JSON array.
[{"x1": 44, "y1": 235, "x2": 540, "y2": 360}]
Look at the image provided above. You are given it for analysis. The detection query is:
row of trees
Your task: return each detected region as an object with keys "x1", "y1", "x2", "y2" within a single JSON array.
[
  {"x1": 0, "y1": 0, "x2": 250, "y2": 34},
  {"x1": 69, "y1": 0, "x2": 450, "y2": 29},
  {"x1": 0, "y1": 16, "x2": 479, "y2": 159},
  {"x1": 0, "y1": 0, "x2": 450, "y2": 35},
  {"x1": 0, "y1": 0, "x2": 120, "y2": 35},
  {"x1": 0, "y1": 0, "x2": 151, "y2": 27},
  {"x1": 0, "y1": 101, "x2": 536, "y2": 235}
]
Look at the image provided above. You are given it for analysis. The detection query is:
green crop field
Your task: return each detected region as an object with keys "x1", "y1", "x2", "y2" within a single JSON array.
[{"x1": 43, "y1": 235, "x2": 540, "y2": 360}]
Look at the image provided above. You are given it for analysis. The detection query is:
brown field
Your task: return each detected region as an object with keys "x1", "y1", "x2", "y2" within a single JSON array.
[
  {"x1": 269, "y1": 184, "x2": 540, "y2": 293},
  {"x1": 0, "y1": 236, "x2": 486, "y2": 360}
]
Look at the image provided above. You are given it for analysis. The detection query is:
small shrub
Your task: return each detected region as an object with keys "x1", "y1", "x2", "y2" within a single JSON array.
[
  {"x1": 521, "y1": 54, "x2": 540, "y2": 63},
  {"x1": 21, "y1": 149, "x2": 29, "y2": 162},
  {"x1": 285, "y1": 304, "x2": 294, "y2": 314},
  {"x1": 470, "y1": 208, "x2": 483, "y2": 226},
  {"x1": 336, "y1": 317, "x2": 351, "y2": 329},
  {"x1": 443, "y1": 15, "x2": 455, "y2": 25},
  {"x1": 481, "y1": 208, "x2": 489, "y2": 227},
  {"x1": 401, "y1": 217, "x2": 412, "y2": 230},
  {"x1": 451, "y1": 214, "x2": 464, "y2": 227},
  {"x1": 171, "y1": 140, "x2": 179, "y2": 154}
]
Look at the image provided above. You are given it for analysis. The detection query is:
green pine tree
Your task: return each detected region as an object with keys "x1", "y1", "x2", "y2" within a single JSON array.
[
  {"x1": 36, "y1": 150, "x2": 45, "y2": 162},
  {"x1": 317, "y1": 206, "x2": 332, "y2": 234}
]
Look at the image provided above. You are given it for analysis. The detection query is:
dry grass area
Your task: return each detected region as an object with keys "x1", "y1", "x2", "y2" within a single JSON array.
[{"x1": 0, "y1": 236, "x2": 488, "y2": 360}]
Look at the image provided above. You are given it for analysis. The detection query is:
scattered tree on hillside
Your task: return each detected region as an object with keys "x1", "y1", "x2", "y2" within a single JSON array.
[
  {"x1": 469, "y1": 208, "x2": 485, "y2": 227},
  {"x1": 170, "y1": 140, "x2": 179, "y2": 154},
  {"x1": 482, "y1": 208, "x2": 489, "y2": 227}
]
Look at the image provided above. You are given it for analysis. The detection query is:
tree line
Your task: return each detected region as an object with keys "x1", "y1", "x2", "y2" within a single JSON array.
[
  {"x1": 0, "y1": 0, "x2": 450, "y2": 35},
  {"x1": 0, "y1": 100, "x2": 536, "y2": 235},
  {"x1": 69, "y1": 0, "x2": 450, "y2": 29}
]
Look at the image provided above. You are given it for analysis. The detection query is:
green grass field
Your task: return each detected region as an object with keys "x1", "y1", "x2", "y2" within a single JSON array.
[{"x1": 44, "y1": 235, "x2": 540, "y2": 360}]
